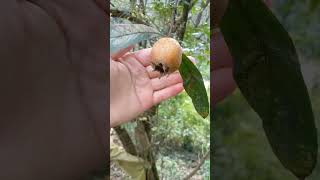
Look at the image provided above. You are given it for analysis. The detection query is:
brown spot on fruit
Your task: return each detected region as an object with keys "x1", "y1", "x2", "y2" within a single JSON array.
[{"x1": 151, "y1": 37, "x2": 182, "y2": 77}]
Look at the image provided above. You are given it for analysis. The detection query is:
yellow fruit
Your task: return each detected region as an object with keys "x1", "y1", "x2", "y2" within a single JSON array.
[{"x1": 151, "y1": 37, "x2": 182, "y2": 76}]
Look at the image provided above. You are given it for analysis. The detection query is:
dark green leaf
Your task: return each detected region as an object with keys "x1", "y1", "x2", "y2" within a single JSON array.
[
  {"x1": 179, "y1": 54, "x2": 209, "y2": 118},
  {"x1": 110, "y1": 24, "x2": 161, "y2": 53},
  {"x1": 220, "y1": 0, "x2": 318, "y2": 179}
]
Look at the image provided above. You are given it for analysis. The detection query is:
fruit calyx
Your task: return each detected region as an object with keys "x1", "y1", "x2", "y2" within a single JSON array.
[{"x1": 151, "y1": 37, "x2": 182, "y2": 77}]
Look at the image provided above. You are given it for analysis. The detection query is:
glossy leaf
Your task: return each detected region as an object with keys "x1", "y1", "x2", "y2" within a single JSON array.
[
  {"x1": 179, "y1": 54, "x2": 209, "y2": 118},
  {"x1": 220, "y1": 0, "x2": 318, "y2": 179},
  {"x1": 110, "y1": 24, "x2": 161, "y2": 53}
]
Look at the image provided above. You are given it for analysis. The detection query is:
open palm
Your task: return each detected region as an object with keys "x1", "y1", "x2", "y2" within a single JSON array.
[{"x1": 110, "y1": 47, "x2": 183, "y2": 127}]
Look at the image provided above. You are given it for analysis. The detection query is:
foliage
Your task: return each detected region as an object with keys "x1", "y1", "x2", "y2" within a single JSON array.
[
  {"x1": 220, "y1": 0, "x2": 318, "y2": 178},
  {"x1": 213, "y1": 1, "x2": 320, "y2": 179},
  {"x1": 156, "y1": 149, "x2": 210, "y2": 179},
  {"x1": 110, "y1": 0, "x2": 210, "y2": 179},
  {"x1": 180, "y1": 54, "x2": 209, "y2": 118},
  {"x1": 110, "y1": 11, "x2": 209, "y2": 120},
  {"x1": 110, "y1": 24, "x2": 161, "y2": 53},
  {"x1": 155, "y1": 92, "x2": 210, "y2": 151}
]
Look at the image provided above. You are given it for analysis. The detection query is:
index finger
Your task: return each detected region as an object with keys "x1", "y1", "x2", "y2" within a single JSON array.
[{"x1": 127, "y1": 48, "x2": 152, "y2": 67}]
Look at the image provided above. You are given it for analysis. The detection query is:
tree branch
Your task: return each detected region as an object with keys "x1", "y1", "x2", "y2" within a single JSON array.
[
  {"x1": 110, "y1": 9, "x2": 149, "y2": 25},
  {"x1": 176, "y1": 0, "x2": 196, "y2": 40},
  {"x1": 135, "y1": 107, "x2": 159, "y2": 180},
  {"x1": 194, "y1": 0, "x2": 210, "y2": 27},
  {"x1": 183, "y1": 150, "x2": 210, "y2": 180},
  {"x1": 114, "y1": 126, "x2": 138, "y2": 156}
]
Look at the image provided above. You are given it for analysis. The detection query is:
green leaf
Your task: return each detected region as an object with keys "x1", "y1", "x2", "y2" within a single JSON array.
[
  {"x1": 220, "y1": 0, "x2": 318, "y2": 179},
  {"x1": 179, "y1": 54, "x2": 209, "y2": 118},
  {"x1": 110, "y1": 24, "x2": 161, "y2": 53}
]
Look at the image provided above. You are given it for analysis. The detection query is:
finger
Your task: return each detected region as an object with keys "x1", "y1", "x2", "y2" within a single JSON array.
[
  {"x1": 153, "y1": 83, "x2": 184, "y2": 105},
  {"x1": 212, "y1": 32, "x2": 234, "y2": 70},
  {"x1": 146, "y1": 65, "x2": 161, "y2": 79},
  {"x1": 212, "y1": 68, "x2": 237, "y2": 105},
  {"x1": 151, "y1": 72, "x2": 183, "y2": 91},
  {"x1": 132, "y1": 48, "x2": 152, "y2": 67},
  {"x1": 111, "y1": 46, "x2": 133, "y2": 60}
]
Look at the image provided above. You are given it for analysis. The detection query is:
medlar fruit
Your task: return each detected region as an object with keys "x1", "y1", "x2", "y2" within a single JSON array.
[{"x1": 151, "y1": 37, "x2": 182, "y2": 76}]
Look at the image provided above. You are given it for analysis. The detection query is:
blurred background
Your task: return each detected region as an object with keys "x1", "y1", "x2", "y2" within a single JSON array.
[
  {"x1": 213, "y1": 1, "x2": 320, "y2": 180},
  {"x1": 110, "y1": 0, "x2": 210, "y2": 179}
]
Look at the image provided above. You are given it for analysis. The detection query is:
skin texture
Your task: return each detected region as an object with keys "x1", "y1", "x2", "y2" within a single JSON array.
[
  {"x1": 0, "y1": 0, "x2": 107, "y2": 179},
  {"x1": 110, "y1": 47, "x2": 184, "y2": 127}
]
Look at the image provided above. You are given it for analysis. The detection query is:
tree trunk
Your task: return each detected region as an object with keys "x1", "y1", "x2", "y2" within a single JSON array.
[
  {"x1": 167, "y1": 0, "x2": 179, "y2": 36},
  {"x1": 134, "y1": 107, "x2": 159, "y2": 180},
  {"x1": 176, "y1": 0, "x2": 195, "y2": 41}
]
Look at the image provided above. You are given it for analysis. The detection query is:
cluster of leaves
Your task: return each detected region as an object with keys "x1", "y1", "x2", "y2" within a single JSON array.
[{"x1": 154, "y1": 92, "x2": 210, "y2": 152}]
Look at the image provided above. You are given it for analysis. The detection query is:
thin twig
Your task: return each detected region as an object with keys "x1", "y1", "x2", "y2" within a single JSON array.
[
  {"x1": 110, "y1": 9, "x2": 149, "y2": 25},
  {"x1": 183, "y1": 150, "x2": 210, "y2": 180}
]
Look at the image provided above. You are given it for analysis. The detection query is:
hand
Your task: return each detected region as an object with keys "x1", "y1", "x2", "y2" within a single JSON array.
[{"x1": 110, "y1": 47, "x2": 184, "y2": 127}]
